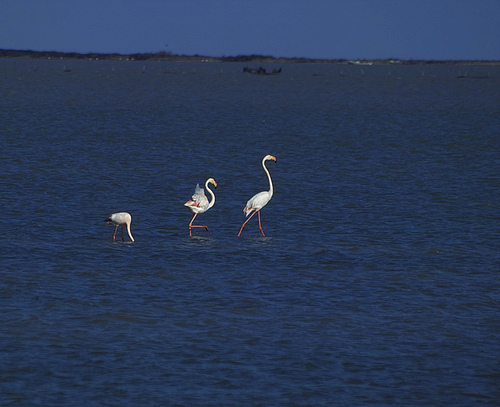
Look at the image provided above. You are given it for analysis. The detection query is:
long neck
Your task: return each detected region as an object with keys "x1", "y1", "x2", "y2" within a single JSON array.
[
  {"x1": 126, "y1": 222, "x2": 135, "y2": 242},
  {"x1": 205, "y1": 180, "x2": 216, "y2": 209},
  {"x1": 262, "y1": 158, "x2": 273, "y2": 198}
]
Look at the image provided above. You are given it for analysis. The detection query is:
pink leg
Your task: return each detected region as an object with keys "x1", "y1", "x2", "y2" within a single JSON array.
[
  {"x1": 188, "y1": 213, "x2": 197, "y2": 236},
  {"x1": 188, "y1": 213, "x2": 209, "y2": 236},
  {"x1": 238, "y1": 211, "x2": 257, "y2": 236},
  {"x1": 112, "y1": 225, "x2": 119, "y2": 241},
  {"x1": 258, "y1": 211, "x2": 265, "y2": 236}
]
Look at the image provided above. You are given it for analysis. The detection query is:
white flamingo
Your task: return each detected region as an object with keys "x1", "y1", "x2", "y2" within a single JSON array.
[
  {"x1": 184, "y1": 178, "x2": 217, "y2": 236},
  {"x1": 105, "y1": 212, "x2": 134, "y2": 242},
  {"x1": 238, "y1": 155, "x2": 277, "y2": 237}
]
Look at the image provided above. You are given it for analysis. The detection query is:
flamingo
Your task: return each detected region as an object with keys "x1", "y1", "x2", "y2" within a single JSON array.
[
  {"x1": 184, "y1": 178, "x2": 217, "y2": 236},
  {"x1": 105, "y1": 212, "x2": 134, "y2": 242},
  {"x1": 238, "y1": 155, "x2": 277, "y2": 237}
]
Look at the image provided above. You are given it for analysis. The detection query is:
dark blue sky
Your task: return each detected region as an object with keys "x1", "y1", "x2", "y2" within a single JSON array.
[{"x1": 1, "y1": 0, "x2": 499, "y2": 60}]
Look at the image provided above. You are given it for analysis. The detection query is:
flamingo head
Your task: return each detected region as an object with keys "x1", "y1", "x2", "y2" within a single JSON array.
[
  {"x1": 208, "y1": 178, "x2": 217, "y2": 188},
  {"x1": 264, "y1": 155, "x2": 277, "y2": 163}
]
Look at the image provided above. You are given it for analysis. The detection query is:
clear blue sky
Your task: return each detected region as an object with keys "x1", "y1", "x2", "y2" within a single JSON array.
[{"x1": 1, "y1": 0, "x2": 499, "y2": 60}]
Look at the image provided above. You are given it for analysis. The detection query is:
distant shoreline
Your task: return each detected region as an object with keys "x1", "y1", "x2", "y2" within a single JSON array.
[{"x1": 1, "y1": 49, "x2": 499, "y2": 65}]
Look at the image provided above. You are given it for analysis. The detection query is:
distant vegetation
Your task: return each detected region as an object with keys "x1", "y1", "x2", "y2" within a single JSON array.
[{"x1": 0, "y1": 49, "x2": 498, "y2": 65}]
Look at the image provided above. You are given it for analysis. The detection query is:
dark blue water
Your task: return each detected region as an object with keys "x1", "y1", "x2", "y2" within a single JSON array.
[{"x1": 1, "y1": 58, "x2": 499, "y2": 406}]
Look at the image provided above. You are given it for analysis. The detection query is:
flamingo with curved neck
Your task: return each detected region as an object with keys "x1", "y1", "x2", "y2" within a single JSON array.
[
  {"x1": 238, "y1": 154, "x2": 277, "y2": 237},
  {"x1": 105, "y1": 212, "x2": 134, "y2": 242},
  {"x1": 184, "y1": 177, "x2": 217, "y2": 236}
]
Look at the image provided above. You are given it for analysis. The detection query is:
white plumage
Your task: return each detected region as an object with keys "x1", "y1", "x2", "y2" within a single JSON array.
[
  {"x1": 105, "y1": 212, "x2": 134, "y2": 242},
  {"x1": 243, "y1": 190, "x2": 273, "y2": 217},
  {"x1": 238, "y1": 154, "x2": 277, "y2": 237},
  {"x1": 184, "y1": 177, "x2": 217, "y2": 235}
]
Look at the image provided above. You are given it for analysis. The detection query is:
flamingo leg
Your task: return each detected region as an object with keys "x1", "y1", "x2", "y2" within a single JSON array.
[
  {"x1": 257, "y1": 211, "x2": 265, "y2": 236},
  {"x1": 188, "y1": 213, "x2": 197, "y2": 236},
  {"x1": 112, "y1": 225, "x2": 119, "y2": 241},
  {"x1": 238, "y1": 211, "x2": 257, "y2": 236},
  {"x1": 188, "y1": 213, "x2": 209, "y2": 236},
  {"x1": 121, "y1": 226, "x2": 125, "y2": 241}
]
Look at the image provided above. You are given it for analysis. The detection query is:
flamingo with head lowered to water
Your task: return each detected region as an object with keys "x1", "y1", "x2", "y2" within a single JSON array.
[
  {"x1": 184, "y1": 178, "x2": 217, "y2": 236},
  {"x1": 238, "y1": 154, "x2": 277, "y2": 237},
  {"x1": 105, "y1": 212, "x2": 135, "y2": 242}
]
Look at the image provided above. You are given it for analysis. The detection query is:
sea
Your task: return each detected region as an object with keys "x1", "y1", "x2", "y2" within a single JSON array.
[{"x1": 1, "y1": 58, "x2": 499, "y2": 406}]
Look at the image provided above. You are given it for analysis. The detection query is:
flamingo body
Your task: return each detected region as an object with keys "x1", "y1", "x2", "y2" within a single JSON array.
[
  {"x1": 184, "y1": 178, "x2": 217, "y2": 235},
  {"x1": 238, "y1": 155, "x2": 277, "y2": 237},
  {"x1": 105, "y1": 212, "x2": 134, "y2": 242},
  {"x1": 244, "y1": 191, "x2": 272, "y2": 216},
  {"x1": 185, "y1": 184, "x2": 211, "y2": 214}
]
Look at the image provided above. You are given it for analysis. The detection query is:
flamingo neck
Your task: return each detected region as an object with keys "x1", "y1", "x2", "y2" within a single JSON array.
[
  {"x1": 205, "y1": 180, "x2": 216, "y2": 209},
  {"x1": 262, "y1": 157, "x2": 273, "y2": 198},
  {"x1": 126, "y1": 222, "x2": 135, "y2": 242}
]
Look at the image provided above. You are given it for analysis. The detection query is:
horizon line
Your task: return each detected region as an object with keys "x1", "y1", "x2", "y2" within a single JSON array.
[{"x1": 1, "y1": 48, "x2": 499, "y2": 64}]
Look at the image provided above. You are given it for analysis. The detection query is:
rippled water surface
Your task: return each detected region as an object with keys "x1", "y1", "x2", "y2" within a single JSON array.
[{"x1": 1, "y1": 59, "x2": 499, "y2": 405}]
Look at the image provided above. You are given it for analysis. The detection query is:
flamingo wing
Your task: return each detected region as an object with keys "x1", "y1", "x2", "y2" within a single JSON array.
[
  {"x1": 244, "y1": 191, "x2": 271, "y2": 216},
  {"x1": 184, "y1": 184, "x2": 209, "y2": 210},
  {"x1": 106, "y1": 212, "x2": 131, "y2": 226}
]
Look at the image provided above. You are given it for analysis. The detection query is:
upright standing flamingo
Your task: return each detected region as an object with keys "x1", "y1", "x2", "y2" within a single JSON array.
[
  {"x1": 184, "y1": 178, "x2": 217, "y2": 236},
  {"x1": 238, "y1": 155, "x2": 277, "y2": 237},
  {"x1": 105, "y1": 212, "x2": 135, "y2": 242}
]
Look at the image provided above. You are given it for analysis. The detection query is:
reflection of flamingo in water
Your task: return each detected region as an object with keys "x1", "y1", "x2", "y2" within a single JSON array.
[
  {"x1": 238, "y1": 155, "x2": 277, "y2": 237},
  {"x1": 184, "y1": 178, "x2": 217, "y2": 236},
  {"x1": 105, "y1": 212, "x2": 134, "y2": 242}
]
